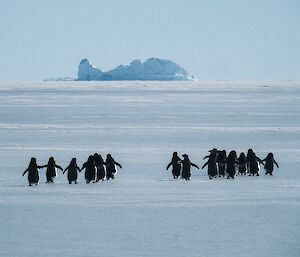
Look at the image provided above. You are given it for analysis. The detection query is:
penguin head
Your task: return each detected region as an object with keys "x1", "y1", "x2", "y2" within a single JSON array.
[
  {"x1": 88, "y1": 155, "x2": 94, "y2": 163},
  {"x1": 211, "y1": 151, "x2": 218, "y2": 157},
  {"x1": 29, "y1": 157, "x2": 37, "y2": 169},
  {"x1": 49, "y1": 157, "x2": 55, "y2": 164},
  {"x1": 228, "y1": 151, "x2": 236, "y2": 159},
  {"x1": 30, "y1": 157, "x2": 37, "y2": 165}
]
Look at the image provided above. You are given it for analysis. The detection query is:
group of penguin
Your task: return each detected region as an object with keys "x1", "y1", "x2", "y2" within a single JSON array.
[
  {"x1": 166, "y1": 149, "x2": 279, "y2": 180},
  {"x1": 22, "y1": 153, "x2": 122, "y2": 186},
  {"x1": 22, "y1": 149, "x2": 279, "y2": 186}
]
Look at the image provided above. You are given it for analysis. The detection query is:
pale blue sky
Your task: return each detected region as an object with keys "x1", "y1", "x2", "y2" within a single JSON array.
[{"x1": 0, "y1": 0, "x2": 299, "y2": 81}]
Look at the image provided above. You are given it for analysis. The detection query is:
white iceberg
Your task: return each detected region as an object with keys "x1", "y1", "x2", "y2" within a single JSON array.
[{"x1": 77, "y1": 58, "x2": 193, "y2": 81}]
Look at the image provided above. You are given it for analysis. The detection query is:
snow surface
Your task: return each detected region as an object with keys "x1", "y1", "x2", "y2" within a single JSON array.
[
  {"x1": 0, "y1": 81, "x2": 300, "y2": 257},
  {"x1": 77, "y1": 58, "x2": 191, "y2": 81}
]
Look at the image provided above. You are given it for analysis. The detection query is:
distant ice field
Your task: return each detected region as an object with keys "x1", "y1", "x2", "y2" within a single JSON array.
[{"x1": 0, "y1": 81, "x2": 299, "y2": 257}]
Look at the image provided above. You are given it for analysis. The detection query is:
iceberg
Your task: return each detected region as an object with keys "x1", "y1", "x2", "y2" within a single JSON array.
[{"x1": 77, "y1": 58, "x2": 193, "y2": 81}]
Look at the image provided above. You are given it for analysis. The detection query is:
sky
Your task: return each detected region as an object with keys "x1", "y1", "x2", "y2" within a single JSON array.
[{"x1": 0, "y1": 0, "x2": 299, "y2": 81}]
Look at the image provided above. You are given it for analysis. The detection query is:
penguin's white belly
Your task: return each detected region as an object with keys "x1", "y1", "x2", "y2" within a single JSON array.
[
  {"x1": 103, "y1": 165, "x2": 107, "y2": 179},
  {"x1": 114, "y1": 165, "x2": 118, "y2": 175}
]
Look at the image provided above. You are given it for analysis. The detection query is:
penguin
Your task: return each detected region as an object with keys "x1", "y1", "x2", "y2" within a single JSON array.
[
  {"x1": 216, "y1": 150, "x2": 227, "y2": 177},
  {"x1": 63, "y1": 158, "x2": 80, "y2": 184},
  {"x1": 41, "y1": 157, "x2": 63, "y2": 183},
  {"x1": 105, "y1": 154, "x2": 122, "y2": 180},
  {"x1": 22, "y1": 157, "x2": 43, "y2": 186},
  {"x1": 237, "y1": 152, "x2": 247, "y2": 175},
  {"x1": 202, "y1": 151, "x2": 218, "y2": 179},
  {"x1": 262, "y1": 153, "x2": 279, "y2": 175},
  {"x1": 80, "y1": 155, "x2": 96, "y2": 183},
  {"x1": 246, "y1": 149, "x2": 254, "y2": 174},
  {"x1": 166, "y1": 152, "x2": 182, "y2": 179},
  {"x1": 94, "y1": 153, "x2": 107, "y2": 182},
  {"x1": 225, "y1": 150, "x2": 237, "y2": 179},
  {"x1": 247, "y1": 151, "x2": 264, "y2": 176},
  {"x1": 180, "y1": 154, "x2": 199, "y2": 181}
]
